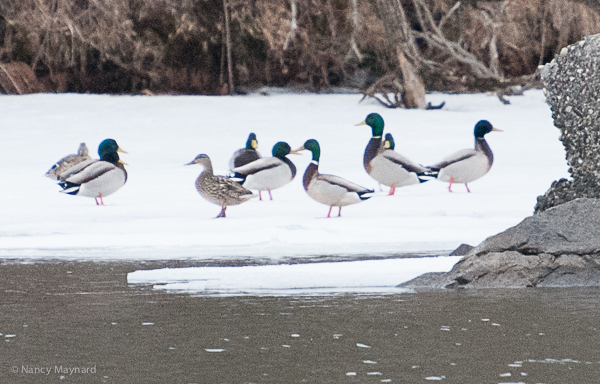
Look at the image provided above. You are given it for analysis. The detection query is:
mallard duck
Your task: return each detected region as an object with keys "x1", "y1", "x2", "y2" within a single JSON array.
[
  {"x1": 58, "y1": 139, "x2": 127, "y2": 205},
  {"x1": 429, "y1": 120, "x2": 502, "y2": 192},
  {"x1": 229, "y1": 133, "x2": 261, "y2": 178},
  {"x1": 186, "y1": 154, "x2": 256, "y2": 218},
  {"x1": 231, "y1": 142, "x2": 299, "y2": 200},
  {"x1": 357, "y1": 113, "x2": 435, "y2": 195},
  {"x1": 46, "y1": 143, "x2": 92, "y2": 180},
  {"x1": 295, "y1": 139, "x2": 373, "y2": 217}
]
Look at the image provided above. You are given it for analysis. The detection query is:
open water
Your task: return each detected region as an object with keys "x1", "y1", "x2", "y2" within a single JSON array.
[{"x1": 1, "y1": 261, "x2": 599, "y2": 383}]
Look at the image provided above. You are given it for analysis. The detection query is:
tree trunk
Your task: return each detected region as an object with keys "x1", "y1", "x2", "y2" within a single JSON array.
[
  {"x1": 397, "y1": 48, "x2": 427, "y2": 109},
  {"x1": 223, "y1": 0, "x2": 234, "y2": 94}
]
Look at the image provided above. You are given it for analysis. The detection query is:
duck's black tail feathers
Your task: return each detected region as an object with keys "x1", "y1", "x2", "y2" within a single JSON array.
[
  {"x1": 358, "y1": 189, "x2": 375, "y2": 201},
  {"x1": 417, "y1": 169, "x2": 439, "y2": 183},
  {"x1": 58, "y1": 181, "x2": 80, "y2": 195},
  {"x1": 228, "y1": 173, "x2": 247, "y2": 185}
]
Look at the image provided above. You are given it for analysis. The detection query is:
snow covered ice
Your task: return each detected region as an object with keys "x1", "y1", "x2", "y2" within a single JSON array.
[
  {"x1": 1, "y1": 90, "x2": 567, "y2": 267},
  {"x1": 127, "y1": 257, "x2": 462, "y2": 296}
]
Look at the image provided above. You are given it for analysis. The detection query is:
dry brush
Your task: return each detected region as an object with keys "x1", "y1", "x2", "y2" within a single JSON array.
[{"x1": 0, "y1": 0, "x2": 599, "y2": 95}]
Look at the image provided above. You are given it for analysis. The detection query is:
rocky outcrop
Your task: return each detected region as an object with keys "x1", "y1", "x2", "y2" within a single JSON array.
[
  {"x1": 401, "y1": 198, "x2": 600, "y2": 289},
  {"x1": 403, "y1": 35, "x2": 600, "y2": 289},
  {"x1": 535, "y1": 34, "x2": 600, "y2": 213},
  {"x1": 449, "y1": 244, "x2": 474, "y2": 256}
]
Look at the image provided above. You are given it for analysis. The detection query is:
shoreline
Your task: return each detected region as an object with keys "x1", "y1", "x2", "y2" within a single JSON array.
[{"x1": 0, "y1": 251, "x2": 453, "y2": 268}]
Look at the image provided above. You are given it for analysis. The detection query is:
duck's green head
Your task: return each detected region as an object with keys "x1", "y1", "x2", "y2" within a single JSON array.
[
  {"x1": 356, "y1": 113, "x2": 384, "y2": 137},
  {"x1": 98, "y1": 139, "x2": 127, "y2": 162},
  {"x1": 272, "y1": 142, "x2": 301, "y2": 158},
  {"x1": 246, "y1": 133, "x2": 258, "y2": 150},
  {"x1": 474, "y1": 120, "x2": 503, "y2": 138},
  {"x1": 294, "y1": 139, "x2": 320, "y2": 162},
  {"x1": 383, "y1": 133, "x2": 395, "y2": 150}
]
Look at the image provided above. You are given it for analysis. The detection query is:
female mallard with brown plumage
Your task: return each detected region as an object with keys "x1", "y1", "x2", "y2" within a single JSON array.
[
  {"x1": 295, "y1": 139, "x2": 373, "y2": 218},
  {"x1": 46, "y1": 142, "x2": 92, "y2": 180},
  {"x1": 58, "y1": 139, "x2": 127, "y2": 205},
  {"x1": 429, "y1": 120, "x2": 502, "y2": 192},
  {"x1": 357, "y1": 113, "x2": 435, "y2": 195},
  {"x1": 186, "y1": 154, "x2": 256, "y2": 218}
]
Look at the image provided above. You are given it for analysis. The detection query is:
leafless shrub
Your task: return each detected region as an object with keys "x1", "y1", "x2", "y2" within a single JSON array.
[
  {"x1": 0, "y1": 61, "x2": 44, "y2": 93},
  {"x1": 0, "y1": 0, "x2": 599, "y2": 94}
]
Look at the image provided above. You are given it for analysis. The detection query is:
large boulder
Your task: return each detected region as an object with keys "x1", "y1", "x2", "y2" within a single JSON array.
[
  {"x1": 402, "y1": 198, "x2": 600, "y2": 289},
  {"x1": 403, "y1": 34, "x2": 600, "y2": 289},
  {"x1": 535, "y1": 34, "x2": 600, "y2": 213}
]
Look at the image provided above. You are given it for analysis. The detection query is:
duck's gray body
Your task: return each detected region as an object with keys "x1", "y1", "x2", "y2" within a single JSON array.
[
  {"x1": 303, "y1": 161, "x2": 371, "y2": 208},
  {"x1": 365, "y1": 137, "x2": 429, "y2": 187},
  {"x1": 432, "y1": 137, "x2": 494, "y2": 184},
  {"x1": 232, "y1": 157, "x2": 296, "y2": 192},
  {"x1": 59, "y1": 161, "x2": 127, "y2": 198},
  {"x1": 46, "y1": 143, "x2": 92, "y2": 180}
]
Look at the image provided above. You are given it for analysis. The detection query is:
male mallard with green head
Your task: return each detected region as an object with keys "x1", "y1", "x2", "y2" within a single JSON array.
[
  {"x1": 58, "y1": 139, "x2": 127, "y2": 205},
  {"x1": 186, "y1": 154, "x2": 256, "y2": 218},
  {"x1": 357, "y1": 113, "x2": 435, "y2": 195},
  {"x1": 429, "y1": 120, "x2": 502, "y2": 192},
  {"x1": 295, "y1": 139, "x2": 373, "y2": 218},
  {"x1": 231, "y1": 142, "x2": 299, "y2": 200},
  {"x1": 229, "y1": 133, "x2": 261, "y2": 178},
  {"x1": 46, "y1": 142, "x2": 92, "y2": 180}
]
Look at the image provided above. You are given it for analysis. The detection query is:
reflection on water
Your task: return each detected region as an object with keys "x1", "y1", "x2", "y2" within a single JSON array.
[{"x1": 1, "y1": 261, "x2": 599, "y2": 384}]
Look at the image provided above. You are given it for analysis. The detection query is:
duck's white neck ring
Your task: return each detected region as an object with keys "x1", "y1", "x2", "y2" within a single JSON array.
[
  {"x1": 372, "y1": 136, "x2": 382, "y2": 139},
  {"x1": 311, "y1": 160, "x2": 319, "y2": 165}
]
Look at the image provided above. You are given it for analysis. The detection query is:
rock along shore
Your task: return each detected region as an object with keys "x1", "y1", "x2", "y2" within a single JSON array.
[
  {"x1": 401, "y1": 198, "x2": 600, "y2": 289},
  {"x1": 403, "y1": 34, "x2": 600, "y2": 289}
]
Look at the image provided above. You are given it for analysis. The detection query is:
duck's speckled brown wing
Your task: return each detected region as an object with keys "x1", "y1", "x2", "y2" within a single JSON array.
[{"x1": 197, "y1": 174, "x2": 255, "y2": 206}]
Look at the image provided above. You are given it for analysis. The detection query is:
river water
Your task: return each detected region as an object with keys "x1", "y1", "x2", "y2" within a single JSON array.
[{"x1": 1, "y1": 260, "x2": 599, "y2": 383}]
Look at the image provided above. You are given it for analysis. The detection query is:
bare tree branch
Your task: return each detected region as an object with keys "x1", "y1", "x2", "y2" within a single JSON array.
[{"x1": 283, "y1": 0, "x2": 298, "y2": 50}]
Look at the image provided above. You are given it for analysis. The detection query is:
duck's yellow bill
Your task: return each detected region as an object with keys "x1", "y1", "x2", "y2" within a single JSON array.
[
  {"x1": 492, "y1": 127, "x2": 503, "y2": 132},
  {"x1": 117, "y1": 147, "x2": 128, "y2": 153},
  {"x1": 119, "y1": 159, "x2": 128, "y2": 165},
  {"x1": 355, "y1": 120, "x2": 367, "y2": 126},
  {"x1": 292, "y1": 146, "x2": 305, "y2": 152}
]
